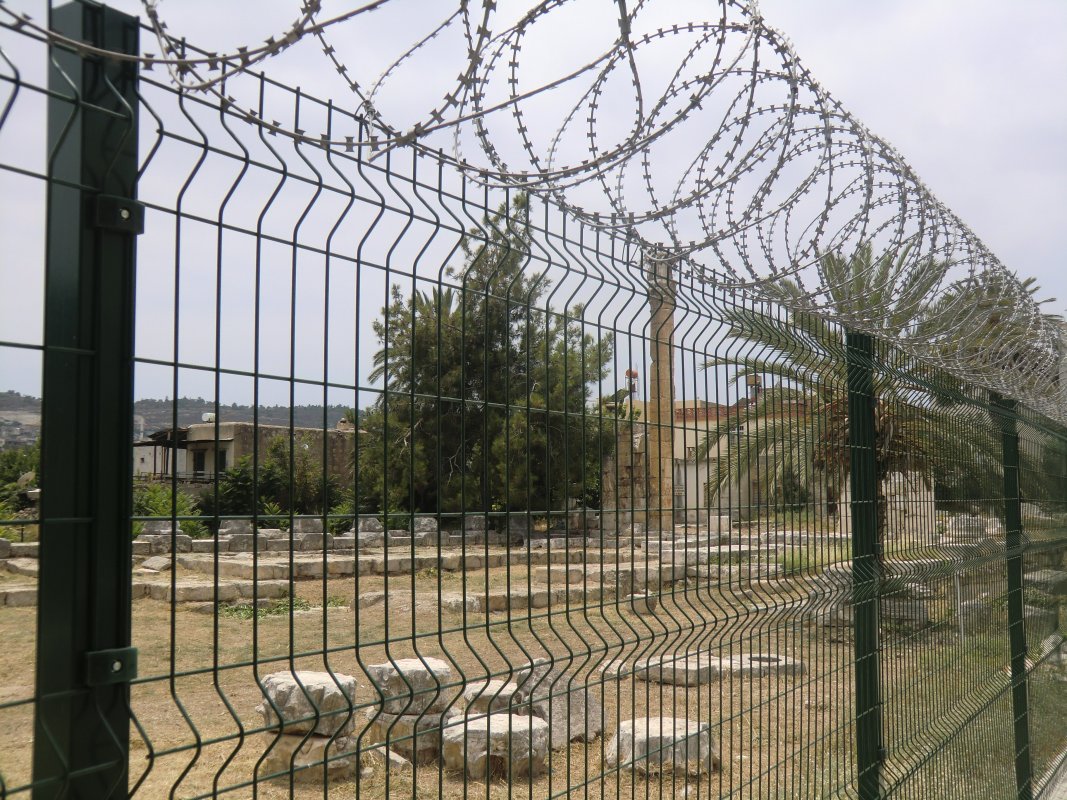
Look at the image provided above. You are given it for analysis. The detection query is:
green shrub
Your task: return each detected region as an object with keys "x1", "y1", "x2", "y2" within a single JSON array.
[
  {"x1": 259, "y1": 499, "x2": 288, "y2": 532},
  {"x1": 327, "y1": 493, "x2": 357, "y2": 534},
  {"x1": 133, "y1": 483, "x2": 208, "y2": 538}
]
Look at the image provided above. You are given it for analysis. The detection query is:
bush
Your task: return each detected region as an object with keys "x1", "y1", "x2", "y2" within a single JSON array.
[
  {"x1": 259, "y1": 499, "x2": 288, "y2": 532},
  {"x1": 133, "y1": 483, "x2": 208, "y2": 538},
  {"x1": 327, "y1": 494, "x2": 356, "y2": 535}
]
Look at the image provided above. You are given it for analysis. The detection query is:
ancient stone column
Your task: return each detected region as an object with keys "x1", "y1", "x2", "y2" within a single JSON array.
[{"x1": 645, "y1": 253, "x2": 676, "y2": 534}]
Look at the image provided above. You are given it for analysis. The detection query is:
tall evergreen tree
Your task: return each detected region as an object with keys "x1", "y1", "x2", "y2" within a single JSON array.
[{"x1": 358, "y1": 195, "x2": 613, "y2": 516}]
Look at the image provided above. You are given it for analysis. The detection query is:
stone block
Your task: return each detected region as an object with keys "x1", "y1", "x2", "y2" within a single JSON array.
[
  {"x1": 333, "y1": 535, "x2": 356, "y2": 551},
  {"x1": 535, "y1": 565, "x2": 585, "y2": 584},
  {"x1": 260, "y1": 733, "x2": 357, "y2": 781},
  {"x1": 141, "y1": 520, "x2": 180, "y2": 535},
  {"x1": 362, "y1": 744, "x2": 412, "y2": 775},
  {"x1": 634, "y1": 653, "x2": 714, "y2": 686},
  {"x1": 441, "y1": 714, "x2": 549, "y2": 779},
  {"x1": 462, "y1": 680, "x2": 521, "y2": 715},
  {"x1": 606, "y1": 717, "x2": 719, "y2": 775},
  {"x1": 412, "y1": 517, "x2": 438, "y2": 533},
  {"x1": 3, "y1": 586, "x2": 37, "y2": 607},
  {"x1": 523, "y1": 684, "x2": 602, "y2": 748},
  {"x1": 412, "y1": 530, "x2": 437, "y2": 547},
  {"x1": 256, "y1": 670, "x2": 358, "y2": 737},
  {"x1": 625, "y1": 593, "x2": 658, "y2": 615},
  {"x1": 0, "y1": 538, "x2": 10, "y2": 559},
  {"x1": 218, "y1": 519, "x2": 253, "y2": 535},
  {"x1": 1025, "y1": 569, "x2": 1067, "y2": 596},
  {"x1": 191, "y1": 540, "x2": 216, "y2": 554},
  {"x1": 136, "y1": 533, "x2": 192, "y2": 554},
  {"x1": 293, "y1": 517, "x2": 324, "y2": 534},
  {"x1": 511, "y1": 658, "x2": 602, "y2": 745},
  {"x1": 237, "y1": 579, "x2": 290, "y2": 599},
  {"x1": 441, "y1": 593, "x2": 480, "y2": 614},
  {"x1": 132, "y1": 540, "x2": 150, "y2": 557},
  {"x1": 366, "y1": 657, "x2": 456, "y2": 715},
  {"x1": 227, "y1": 533, "x2": 269, "y2": 552},
  {"x1": 464, "y1": 517, "x2": 487, "y2": 533},
  {"x1": 365, "y1": 709, "x2": 457, "y2": 765},
  {"x1": 3, "y1": 558, "x2": 37, "y2": 577},
  {"x1": 141, "y1": 555, "x2": 172, "y2": 572},
  {"x1": 297, "y1": 532, "x2": 333, "y2": 551},
  {"x1": 148, "y1": 581, "x2": 241, "y2": 603},
  {"x1": 358, "y1": 517, "x2": 385, "y2": 533},
  {"x1": 259, "y1": 529, "x2": 289, "y2": 539},
  {"x1": 717, "y1": 653, "x2": 805, "y2": 677},
  {"x1": 357, "y1": 531, "x2": 385, "y2": 548}
]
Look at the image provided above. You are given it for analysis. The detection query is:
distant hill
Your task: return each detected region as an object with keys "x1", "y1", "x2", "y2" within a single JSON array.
[
  {"x1": 0, "y1": 392, "x2": 355, "y2": 445},
  {"x1": 132, "y1": 397, "x2": 355, "y2": 435}
]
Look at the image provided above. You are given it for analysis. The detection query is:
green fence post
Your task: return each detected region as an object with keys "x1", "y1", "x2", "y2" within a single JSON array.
[
  {"x1": 847, "y1": 330, "x2": 882, "y2": 800},
  {"x1": 993, "y1": 392, "x2": 1034, "y2": 800},
  {"x1": 32, "y1": 2, "x2": 140, "y2": 798}
]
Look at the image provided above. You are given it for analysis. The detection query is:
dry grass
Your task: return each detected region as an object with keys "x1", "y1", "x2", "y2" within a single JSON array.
[{"x1": 2, "y1": 544, "x2": 1058, "y2": 799}]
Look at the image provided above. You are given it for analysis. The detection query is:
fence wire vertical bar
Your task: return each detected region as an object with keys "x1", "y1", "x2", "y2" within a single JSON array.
[
  {"x1": 32, "y1": 2, "x2": 140, "y2": 798},
  {"x1": 993, "y1": 392, "x2": 1034, "y2": 800},
  {"x1": 847, "y1": 330, "x2": 882, "y2": 800}
]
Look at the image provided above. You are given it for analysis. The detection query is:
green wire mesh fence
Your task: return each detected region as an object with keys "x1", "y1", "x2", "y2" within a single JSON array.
[{"x1": 0, "y1": 2, "x2": 1065, "y2": 799}]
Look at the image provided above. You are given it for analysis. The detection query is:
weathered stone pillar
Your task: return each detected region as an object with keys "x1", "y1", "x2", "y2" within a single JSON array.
[{"x1": 645, "y1": 253, "x2": 676, "y2": 534}]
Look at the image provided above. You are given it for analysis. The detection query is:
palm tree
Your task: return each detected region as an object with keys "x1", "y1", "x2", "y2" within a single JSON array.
[{"x1": 699, "y1": 244, "x2": 1005, "y2": 551}]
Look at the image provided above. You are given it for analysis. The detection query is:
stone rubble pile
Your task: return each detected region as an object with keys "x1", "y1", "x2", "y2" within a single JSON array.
[
  {"x1": 606, "y1": 717, "x2": 719, "y2": 775},
  {"x1": 256, "y1": 671, "x2": 360, "y2": 781}
]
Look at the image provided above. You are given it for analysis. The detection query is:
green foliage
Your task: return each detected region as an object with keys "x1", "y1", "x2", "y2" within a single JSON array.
[
  {"x1": 0, "y1": 442, "x2": 38, "y2": 484},
  {"x1": 358, "y1": 195, "x2": 614, "y2": 516},
  {"x1": 994, "y1": 587, "x2": 1059, "y2": 611},
  {"x1": 133, "y1": 482, "x2": 208, "y2": 538},
  {"x1": 219, "y1": 596, "x2": 311, "y2": 619},
  {"x1": 259, "y1": 500, "x2": 288, "y2": 532},
  {"x1": 700, "y1": 244, "x2": 1009, "y2": 541},
  {"x1": 260, "y1": 435, "x2": 340, "y2": 515},
  {"x1": 0, "y1": 442, "x2": 39, "y2": 513},
  {"x1": 327, "y1": 492, "x2": 356, "y2": 534},
  {"x1": 198, "y1": 437, "x2": 342, "y2": 526}
]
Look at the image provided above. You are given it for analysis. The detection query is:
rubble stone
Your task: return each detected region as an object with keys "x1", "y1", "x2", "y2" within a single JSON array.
[
  {"x1": 358, "y1": 517, "x2": 385, "y2": 533},
  {"x1": 462, "y1": 679, "x2": 521, "y2": 715},
  {"x1": 441, "y1": 714, "x2": 549, "y2": 778},
  {"x1": 260, "y1": 733, "x2": 357, "y2": 781},
  {"x1": 512, "y1": 658, "x2": 602, "y2": 746},
  {"x1": 256, "y1": 670, "x2": 358, "y2": 737},
  {"x1": 365, "y1": 709, "x2": 457, "y2": 764},
  {"x1": 367, "y1": 657, "x2": 456, "y2": 715},
  {"x1": 605, "y1": 717, "x2": 719, "y2": 775}
]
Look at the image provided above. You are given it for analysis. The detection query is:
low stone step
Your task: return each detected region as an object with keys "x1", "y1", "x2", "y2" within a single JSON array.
[
  {"x1": 135, "y1": 578, "x2": 290, "y2": 603},
  {"x1": 9, "y1": 542, "x2": 38, "y2": 559},
  {"x1": 662, "y1": 545, "x2": 779, "y2": 565},
  {"x1": 466, "y1": 584, "x2": 616, "y2": 613},
  {"x1": 0, "y1": 585, "x2": 37, "y2": 607},
  {"x1": 2, "y1": 558, "x2": 38, "y2": 578},
  {"x1": 632, "y1": 650, "x2": 805, "y2": 685}
]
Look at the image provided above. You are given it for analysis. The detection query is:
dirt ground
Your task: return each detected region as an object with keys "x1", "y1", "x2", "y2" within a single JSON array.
[{"x1": 1, "y1": 542, "x2": 1059, "y2": 799}]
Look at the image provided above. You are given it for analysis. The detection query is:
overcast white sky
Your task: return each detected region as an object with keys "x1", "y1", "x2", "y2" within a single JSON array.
[
  {"x1": 99, "y1": 0, "x2": 1067, "y2": 307},
  {"x1": 759, "y1": 0, "x2": 1066, "y2": 313},
  {"x1": 1, "y1": 1, "x2": 1064, "y2": 402}
]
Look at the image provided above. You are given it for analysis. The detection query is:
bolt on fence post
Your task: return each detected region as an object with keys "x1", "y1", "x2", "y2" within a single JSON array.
[
  {"x1": 32, "y1": 2, "x2": 140, "y2": 798},
  {"x1": 846, "y1": 330, "x2": 883, "y2": 800},
  {"x1": 992, "y1": 392, "x2": 1034, "y2": 800}
]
